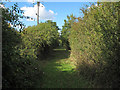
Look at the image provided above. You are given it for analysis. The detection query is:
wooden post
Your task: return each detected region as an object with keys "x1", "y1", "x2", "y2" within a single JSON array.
[{"x1": 37, "y1": 1, "x2": 40, "y2": 25}]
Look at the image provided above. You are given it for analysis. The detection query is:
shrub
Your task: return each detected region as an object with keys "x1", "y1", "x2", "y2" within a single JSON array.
[
  {"x1": 69, "y1": 2, "x2": 120, "y2": 88},
  {"x1": 61, "y1": 14, "x2": 76, "y2": 50},
  {"x1": 21, "y1": 20, "x2": 59, "y2": 59},
  {"x1": 2, "y1": 3, "x2": 43, "y2": 88}
]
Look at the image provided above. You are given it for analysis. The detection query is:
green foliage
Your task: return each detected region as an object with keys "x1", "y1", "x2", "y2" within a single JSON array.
[
  {"x1": 69, "y1": 2, "x2": 120, "y2": 88},
  {"x1": 2, "y1": 1, "x2": 119, "y2": 88},
  {"x1": 2, "y1": 3, "x2": 43, "y2": 88},
  {"x1": 21, "y1": 20, "x2": 59, "y2": 59},
  {"x1": 61, "y1": 14, "x2": 76, "y2": 50},
  {"x1": 1, "y1": 2, "x2": 25, "y2": 32},
  {"x1": 2, "y1": 3, "x2": 59, "y2": 88}
]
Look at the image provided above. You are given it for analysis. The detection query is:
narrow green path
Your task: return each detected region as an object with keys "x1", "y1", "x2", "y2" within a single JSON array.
[{"x1": 36, "y1": 48, "x2": 92, "y2": 88}]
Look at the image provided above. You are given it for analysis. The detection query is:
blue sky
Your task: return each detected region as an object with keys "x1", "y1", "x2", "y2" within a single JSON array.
[{"x1": 3, "y1": 2, "x2": 95, "y2": 30}]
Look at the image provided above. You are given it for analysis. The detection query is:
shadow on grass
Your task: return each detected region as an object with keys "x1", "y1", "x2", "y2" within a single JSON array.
[
  {"x1": 46, "y1": 48, "x2": 71, "y2": 61},
  {"x1": 35, "y1": 47, "x2": 91, "y2": 88}
]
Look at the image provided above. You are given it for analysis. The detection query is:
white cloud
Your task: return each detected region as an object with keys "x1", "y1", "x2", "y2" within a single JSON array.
[
  {"x1": 49, "y1": 10, "x2": 54, "y2": 14},
  {"x1": 87, "y1": 4, "x2": 98, "y2": 10},
  {"x1": 87, "y1": 6, "x2": 90, "y2": 9},
  {"x1": 0, "y1": 4, "x2": 5, "y2": 9},
  {"x1": 26, "y1": 18, "x2": 35, "y2": 21},
  {"x1": 21, "y1": 3, "x2": 57, "y2": 21},
  {"x1": 95, "y1": 4, "x2": 98, "y2": 7},
  {"x1": 9, "y1": 23, "x2": 21, "y2": 30},
  {"x1": 26, "y1": 0, "x2": 35, "y2": 3}
]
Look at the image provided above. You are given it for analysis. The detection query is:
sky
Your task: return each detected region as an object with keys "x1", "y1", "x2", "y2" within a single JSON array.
[{"x1": 2, "y1": 1, "x2": 96, "y2": 30}]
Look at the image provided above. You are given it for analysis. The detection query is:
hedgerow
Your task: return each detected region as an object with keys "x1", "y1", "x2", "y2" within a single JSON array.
[
  {"x1": 2, "y1": 3, "x2": 59, "y2": 88},
  {"x1": 21, "y1": 20, "x2": 59, "y2": 59},
  {"x1": 61, "y1": 14, "x2": 76, "y2": 50},
  {"x1": 69, "y1": 2, "x2": 120, "y2": 88}
]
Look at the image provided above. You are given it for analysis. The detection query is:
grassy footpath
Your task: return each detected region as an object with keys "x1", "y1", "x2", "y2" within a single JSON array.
[{"x1": 35, "y1": 47, "x2": 92, "y2": 88}]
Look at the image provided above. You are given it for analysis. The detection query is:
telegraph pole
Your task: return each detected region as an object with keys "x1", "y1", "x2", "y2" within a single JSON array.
[{"x1": 37, "y1": 1, "x2": 40, "y2": 25}]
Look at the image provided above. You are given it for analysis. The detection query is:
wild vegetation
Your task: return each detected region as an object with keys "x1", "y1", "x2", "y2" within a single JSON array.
[
  {"x1": 69, "y1": 2, "x2": 120, "y2": 88},
  {"x1": 2, "y1": 2, "x2": 119, "y2": 88},
  {"x1": 2, "y1": 3, "x2": 59, "y2": 88},
  {"x1": 2, "y1": 3, "x2": 42, "y2": 88},
  {"x1": 61, "y1": 14, "x2": 76, "y2": 50},
  {"x1": 21, "y1": 20, "x2": 59, "y2": 60}
]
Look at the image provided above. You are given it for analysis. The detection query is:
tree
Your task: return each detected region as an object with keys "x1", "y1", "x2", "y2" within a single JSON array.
[
  {"x1": 21, "y1": 20, "x2": 59, "y2": 59},
  {"x1": 61, "y1": 14, "x2": 76, "y2": 50}
]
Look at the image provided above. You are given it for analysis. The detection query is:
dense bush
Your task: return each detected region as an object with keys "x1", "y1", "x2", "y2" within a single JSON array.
[
  {"x1": 2, "y1": 2, "x2": 59, "y2": 88},
  {"x1": 69, "y1": 2, "x2": 120, "y2": 88},
  {"x1": 2, "y1": 3, "x2": 43, "y2": 88},
  {"x1": 61, "y1": 14, "x2": 76, "y2": 50},
  {"x1": 21, "y1": 20, "x2": 59, "y2": 59}
]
